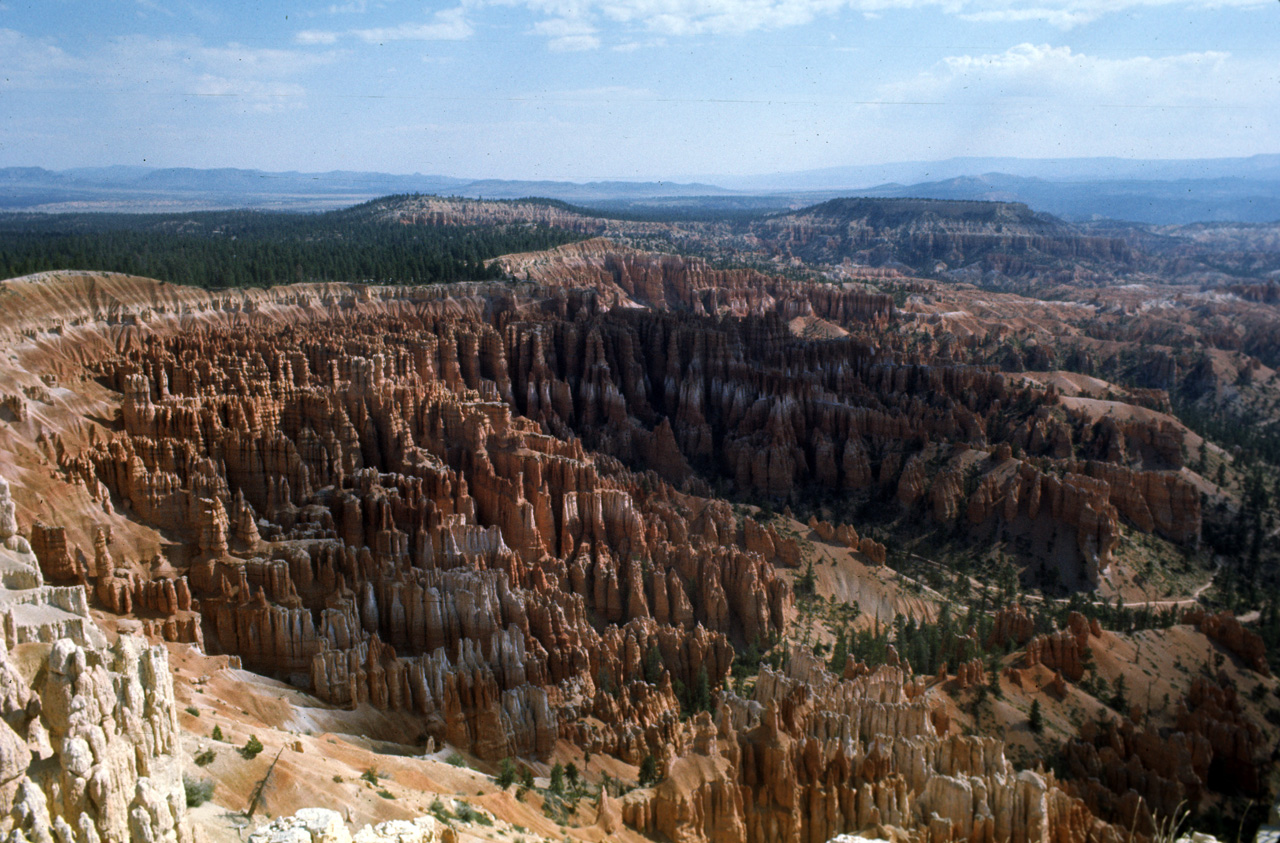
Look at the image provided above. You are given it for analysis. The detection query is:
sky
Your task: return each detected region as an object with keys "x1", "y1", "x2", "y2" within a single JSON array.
[{"x1": 1, "y1": 0, "x2": 1278, "y2": 181}]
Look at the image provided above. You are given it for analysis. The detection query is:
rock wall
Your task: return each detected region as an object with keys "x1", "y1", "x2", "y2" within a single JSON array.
[
  {"x1": 70, "y1": 313, "x2": 793, "y2": 764},
  {"x1": 623, "y1": 649, "x2": 1125, "y2": 843},
  {"x1": 1063, "y1": 676, "x2": 1266, "y2": 834},
  {"x1": 248, "y1": 808, "x2": 437, "y2": 843},
  {"x1": 0, "y1": 475, "x2": 191, "y2": 843},
  {"x1": 6, "y1": 258, "x2": 1211, "y2": 843}
]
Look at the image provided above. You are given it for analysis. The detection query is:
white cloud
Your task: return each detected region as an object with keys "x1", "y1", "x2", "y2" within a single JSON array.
[
  {"x1": 285, "y1": 0, "x2": 1270, "y2": 52},
  {"x1": 296, "y1": 30, "x2": 341, "y2": 45},
  {"x1": 956, "y1": 8, "x2": 1095, "y2": 28},
  {"x1": 870, "y1": 42, "x2": 1279, "y2": 160},
  {"x1": 0, "y1": 29, "x2": 334, "y2": 113},
  {"x1": 948, "y1": 0, "x2": 1266, "y2": 29},
  {"x1": 532, "y1": 17, "x2": 601, "y2": 50},
  {"x1": 296, "y1": 6, "x2": 473, "y2": 45},
  {"x1": 192, "y1": 75, "x2": 307, "y2": 112},
  {"x1": 894, "y1": 42, "x2": 1246, "y2": 107},
  {"x1": 0, "y1": 28, "x2": 80, "y2": 87},
  {"x1": 193, "y1": 41, "x2": 340, "y2": 75},
  {"x1": 353, "y1": 7, "x2": 474, "y2": 41},
  {"x1": 498, "y1": 0, "x2": 1270, "y2": 46},
  {"x1": 611, "y1": 38, "x2": 666, "y2": 51}
]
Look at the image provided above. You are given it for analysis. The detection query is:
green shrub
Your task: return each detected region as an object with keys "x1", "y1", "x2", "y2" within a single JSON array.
[
  {"x1": 184, "y1": 774, "x2": 214, "y2": 807},
  {"x1": 446, "y1": 752, "x2": 467, "y2": 768},
  {"x1": 240, "y1": 735, "x2": 264, "y2": 759},
  {"x1": 185, "y1": 706, "x2": 200, "y2": 717},
  {"x1": 193, "y1": 748, "x2": 216, "y2": 767},
  {"x1": 211, "y1": 725, "x2": 223, "y2": 742}
]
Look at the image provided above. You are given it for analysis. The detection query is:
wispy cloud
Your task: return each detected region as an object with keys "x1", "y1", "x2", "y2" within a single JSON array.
[
  {"x1": 528, "y1": 85, "x2": 656, "y2": 102},
  {"x1": 356, "y1": 7, "x2": 473, "y2": 41},
  {"x1": 135, "y1": 0, "x2": 176, "y2": 17},
  {"x1": 285, "y1": 0, "x2": 1271, "y2": 51},
  {"x1": 956, "y1": 8, "x2": 1095, "y2": 28},
  {"x1": 296, "y1": 30, "x2": 341, "y2": 45},
  {"x1": 498, "y1": 0, "x2": 1270, "y2": 47},
  {"x1": 867, "y1": 41, "x2": 1277, "y2": 160},
  {"x1": 296, "y1": 6, "x2": 472, "y2": 45},
  {"x1": 532, "y1": 17, "x2": 601, "y2": 51},
  {"x1": 0, "y1": 28, "x2": 79, "y2": 88},
  {"x1": 891, "y1": 42, "x2": 1247, "y2": 107},
  {"x1": 0, "y1": 29, "x2": 336, "y2": 112},
  {"x1": 191, "y1": 75, "x2": 307, "y2": 112}
]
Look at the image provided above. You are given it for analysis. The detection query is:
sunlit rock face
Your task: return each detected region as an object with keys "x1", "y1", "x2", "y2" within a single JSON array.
[
  {"x1": 0, "y1": 251, "x2": 1216, "y2": 843},
  {"x1": 0, "y1": 474, "x2": 190, "y2": 843}
]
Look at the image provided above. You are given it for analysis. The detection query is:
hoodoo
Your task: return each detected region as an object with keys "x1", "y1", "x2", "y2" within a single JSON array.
[{"x1": 0, "y1": 190, "x2": 1276, "y2": 843}]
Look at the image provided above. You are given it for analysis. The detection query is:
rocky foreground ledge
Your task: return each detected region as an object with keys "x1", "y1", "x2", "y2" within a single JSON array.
[
  {"x1": 0, "y1": 474, "x2": 189, "y2": 842},
  {"x1": 248, "y1": 809, "x2": 438, "y2": 843}
]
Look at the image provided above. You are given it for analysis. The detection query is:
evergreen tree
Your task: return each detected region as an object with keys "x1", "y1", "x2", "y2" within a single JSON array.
[
  {"x1": 1028, "y1": 699, "x2": 1044, "y2": 734},
  {"x1": 693, "y1": 665, "x2": 713, "y2": 714},
  {"x1": 828, "y1": 627, "x2": 849, "y2": 674},
  {"x1": 638, "y1": 754, "x2": 658, "y2": 787},
  {"x1": 549, "y1": 762, "x2": 564, "y2": 795},
  {"x1": 1109, "y1": 674, "x2": 1128, "y2": 712},
  {"x1": 496, "y1": 758, "x2": 517, "y2": 789},
  {"x1": 644, "y1": 644, "x2": 663, "y2": 684},
  {"x1": 795, "y1": 561, "x2": 816, "y2": 598}
]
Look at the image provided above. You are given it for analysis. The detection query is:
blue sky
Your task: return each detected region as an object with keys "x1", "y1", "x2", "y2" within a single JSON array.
[{"x1": 1, "y1": 0, "x2": 1277, "y2": 180}]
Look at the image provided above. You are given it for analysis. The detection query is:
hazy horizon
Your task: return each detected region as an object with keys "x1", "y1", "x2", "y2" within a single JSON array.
[
  {"x1": 3, "y1": 1, "x2": 1278, "y2": 182},
  {"x1": 16, "y1": 151, "x2": 1280, "y2": 185}
]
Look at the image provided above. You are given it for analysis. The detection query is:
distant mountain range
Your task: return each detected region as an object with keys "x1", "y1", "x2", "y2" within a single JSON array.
[
  {"x1": 2, "y1": 155, "x2": 1279, "y2": 224},
  {"x1": 839, "y1": 172, "x2": 1280, "y2": 225},
  {"x1": 715, "y1": 154, "x2": 1280, "y2": 190}
]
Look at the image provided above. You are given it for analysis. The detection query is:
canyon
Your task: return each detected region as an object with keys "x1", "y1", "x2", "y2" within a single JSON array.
[{"x1": 0, "y1": 196, "x2": 1276, "y2": 843}]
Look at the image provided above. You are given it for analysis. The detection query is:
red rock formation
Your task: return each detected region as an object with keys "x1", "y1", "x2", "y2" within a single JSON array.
[
  {"x1": 1062, "y1": 676, "x2": 1266, "y2": 833},
  {"x1": 1182, "y1": 608, "x2": 1269, "y2": 675},
  {"x1": 29, "y1": 523, "x2": 82, "y2": 583},
  {"x1": 1023, "y1": 612, "x2": 1094, "y2": 682},
  {"x1": 986, "y1": 605, "x2": 1035, "y2": 650},
  {"x1": 10, "y1": 255, "x2": 1214, "y2": 843},
  {"x1": 953, "y1": 658, "x2": 986, "y2": 689},
  {"x1": 858, "y1": 537, "x2": 887, "y2": 566},
  {"x1": 64, "y1": 308, "x2": 794, "y2": 772},
  {"x1": 1063, "y1": 715, "x2": 1212, "y2": 833},
  {"x1": 629, "y1": 648, "x2": 1132, "y2": 843}
]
